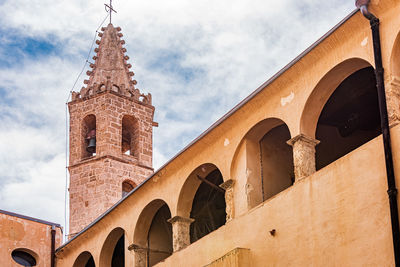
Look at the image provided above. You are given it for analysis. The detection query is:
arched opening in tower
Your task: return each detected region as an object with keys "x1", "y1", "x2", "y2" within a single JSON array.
[
  {"x1": 122, "y1": 115, "x2": 139, "y2": 156},
  {"x1": 259, "y1": 124, "x2": 294, "y2": 201},
  {"x1": 147, "y1": 204, "x2": 173, "y2": 266},
  {"x1": 121, "y1": 180, "x2": 136, "y2": 198},
  {"x1": 82, "y1": 114, "x2": 96, "y2": 158},
  {"x1": 316, "y1": 67, "x2": 381, "y2": 170},
  {"x1": 190, "y1": 169, "x2": 226, "y2": 243},
  {"x1": 111, "y1": 235, "x2": 125, "y2": 267}
]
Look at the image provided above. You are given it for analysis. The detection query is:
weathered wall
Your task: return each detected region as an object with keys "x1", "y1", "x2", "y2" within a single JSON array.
[{"x1": 0, "y1": 213, "x2": 62, "y2": 267}]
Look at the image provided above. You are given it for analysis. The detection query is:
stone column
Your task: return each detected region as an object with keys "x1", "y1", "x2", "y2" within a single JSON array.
[
  {"x1": 220, "y1": 179, "x2": 235, "y2": 222},
  {"x1": 385, "y1": 76, "x2": 400, "y2": 127},
  {"x1": 128, "y1": 244, "x2": 147, "y2": 267},
  {"x1": 167, "y1": 216, "x2": 194, "y2": 252},
  {"x1": 287, "y1": 134, "x2": 320, "y2": 182}
]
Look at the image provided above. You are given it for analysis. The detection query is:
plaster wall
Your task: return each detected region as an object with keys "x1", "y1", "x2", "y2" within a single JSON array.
[
  {"x1": 0, "y1": 213, "x2": 62, "y2": 267},
  {"x1": 57, "y1": 126, "x2": 399, "y2": 266}
]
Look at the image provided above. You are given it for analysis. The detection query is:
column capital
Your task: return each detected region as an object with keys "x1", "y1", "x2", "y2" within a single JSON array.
[
  {"x1": 220, "y1": 179, "x2": 235, "y2": 190},
  {"x1": 168, "y1": 216, "x2": 194, "y2": 252},
  {"x1": 287, "y1": 134, "x2": 320, "y2": 147},
  {"x1": 167, "y1": 216, "x2": 194, "y2": 224},
  {"x1": 287, "y1": 134, "x2": 319, "y2": 182}
]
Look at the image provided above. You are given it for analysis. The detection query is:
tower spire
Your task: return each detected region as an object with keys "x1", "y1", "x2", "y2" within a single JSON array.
[
  {"x1": 72, "y1": 23, "x2": 152, "y2": 105},
  {"x1": 104, "y1": 0, "x2": 117, "y2": 24}
]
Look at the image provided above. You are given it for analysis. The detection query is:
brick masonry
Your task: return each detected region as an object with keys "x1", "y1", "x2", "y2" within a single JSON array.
[{"x1": 68, "y1": 23, "x2": 155, "y2": 236}]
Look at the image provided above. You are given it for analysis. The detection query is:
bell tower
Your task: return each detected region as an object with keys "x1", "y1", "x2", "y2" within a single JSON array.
[{"x1": 68, "y1": 24, "x2": 155, "y2": 236}]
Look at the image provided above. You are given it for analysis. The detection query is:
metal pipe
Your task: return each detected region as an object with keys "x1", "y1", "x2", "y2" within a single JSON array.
[
  {"x1": 196, "y1": 175, "x2": 226, "y2": 194},
  {"x1": 356, "y1": 1, "x2": 400, "y2": 265},
  {"x1": 51, "y1": 225, "x2": 56, "y2": 267}
]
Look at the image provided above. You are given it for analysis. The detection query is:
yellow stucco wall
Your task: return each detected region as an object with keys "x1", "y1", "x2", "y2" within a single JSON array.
[{"x1": 56, "y1": 0, "x2": 400, "y2": 266}]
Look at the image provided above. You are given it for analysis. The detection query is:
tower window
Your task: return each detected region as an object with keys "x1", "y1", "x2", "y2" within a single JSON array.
[
  {"x1": 122, "y1": 180, "x2": 136, "y2": 197},
  {"x1": 122, "y1": 115, "x2": 139, "y2": 156},
  {"x1": 82, "y1": 114, "x2": 96, "y2": 159}
]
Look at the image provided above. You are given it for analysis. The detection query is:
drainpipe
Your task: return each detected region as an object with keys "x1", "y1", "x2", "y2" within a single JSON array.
[
  {"x1": 51, "y1": 225, "x2": 56, "y2": 267},
  {"x1": 355, "y1": 0, "x2": 400, "y2": 265}
]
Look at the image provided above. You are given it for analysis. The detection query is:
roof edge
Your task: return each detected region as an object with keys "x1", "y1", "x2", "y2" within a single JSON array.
[{"x1": 0, "y1": 209, "x2": 63, "y2": 229}]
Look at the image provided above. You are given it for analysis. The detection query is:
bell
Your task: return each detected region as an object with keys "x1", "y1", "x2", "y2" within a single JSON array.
[{"x1": 86, "y1": 137, "x2": 96, "y2": 153}]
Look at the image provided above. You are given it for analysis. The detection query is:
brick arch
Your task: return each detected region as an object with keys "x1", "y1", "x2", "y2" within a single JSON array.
[
  {"x1": 73, "y1": 251, "x2": 95, "y2": 267},
  {"x1": 81, "y1": 114, "x2": 96, "y2": 159},
  {"x1": 121, "y1": 179, "x2": 136, "y2": 197},
  {"x1": 300, "y1": 58, "x2": 372, "y2": 138},
  {"x1": 121, "y1": 115, "x2": 140, "y2": 157},
  {"x1": 99, "y1": 227, "x2": 125, "y2": 267}
]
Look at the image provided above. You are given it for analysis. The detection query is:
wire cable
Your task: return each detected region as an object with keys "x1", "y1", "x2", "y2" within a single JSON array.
[{"x1": 63, "y1": 13, "x2": 109, "y2": 241}]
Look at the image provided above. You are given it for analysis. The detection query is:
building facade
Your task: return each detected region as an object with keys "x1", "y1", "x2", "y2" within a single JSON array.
[
  {"x1": 0, "y1": 210, "x2": 62, "y2": 267},
  {"x1": 55, "y1": 0, "x2": 400, "y2": 266}
]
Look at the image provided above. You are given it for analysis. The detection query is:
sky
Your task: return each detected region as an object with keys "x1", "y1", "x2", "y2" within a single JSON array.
[{"x1": 0, "y1": 0, "x2": 356, "y2": 237}]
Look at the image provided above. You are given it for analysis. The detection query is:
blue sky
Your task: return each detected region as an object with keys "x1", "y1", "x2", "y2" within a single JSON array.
[{"x1": 0, "y1": 0, "x2": 356, "y2": 238}]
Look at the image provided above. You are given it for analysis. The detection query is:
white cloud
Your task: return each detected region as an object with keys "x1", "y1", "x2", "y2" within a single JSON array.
[{"x1": 0, "y1": 0, "x2": 356, "y2": 237}]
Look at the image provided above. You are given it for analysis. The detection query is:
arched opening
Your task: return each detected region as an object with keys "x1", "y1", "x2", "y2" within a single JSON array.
[
  {"x1": 99, "y1": 227, "x2": 125, "y2": 267},
  {"x1": 122, "y1": 115, "x2": 139, "y2": 156},
  {"x1": 177, "y1": 163, "x2": 227, "y2": 244},
  {"x1": 190, "y1": 168, "x2": 227, "y2": 243},
  {"x1": 147, "y1": 204, "x2": 173, "y2": 266},
  {"x1": 122, "y1": 180, "x2": 136, "y2": 198},
  {"x1": 315, "y1": 67, "x2": 381, "y2": 169},
  {"x1": 73, "y1": 251, "x2": 95, "y2": 267},
  {"x1": 232, "y1": 118, "x2": 293, "y2": 209},
  {"x1": 81, "y1": 114, "x2": 96, "y2": 158},
  {"x1": 300, "y1": 58, "x2": 372, "y2": 138},
  {"x1": 133, "y1": 200, "x2": 173, "y2": 267},
  {"x1": 11, "y1": 248, "x2": 38, "y2": 266},
  {"x1": 259, "y1": 124, "x2": 294, "y2": 200}
]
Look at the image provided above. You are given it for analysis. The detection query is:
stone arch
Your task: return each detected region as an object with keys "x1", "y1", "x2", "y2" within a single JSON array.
[
  {"x1": 121, "y1": 179, "x2": 136, "y2": 198},
  {"x1": 177, "y1": 163, "x2": 226, "y2": 243},
  {"x1": 121, "y1": 115, "x2": 139, "y2": 156},
  {"x1": 133, "y1": 199, "x2": 172, "y2": 267},
  {"x1": 300, "y1": 58, "x2": 372, "y2": 138},
  {"x1": 99, "y1": 227, "x2": 125, "y2": 267},
  {"x1": 73, "y1": 251, "x2": 95, "y2": 267},
  {"x1": 81, "y1": 114, "x2": 96, "y2": 159},
  {"x1": 230, "y1": 118, "x2": 293, "y2": 209}
]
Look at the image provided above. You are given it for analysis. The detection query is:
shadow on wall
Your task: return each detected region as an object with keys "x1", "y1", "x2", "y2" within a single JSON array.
[
  {"x1": 316, "y1": 67, "x2": 381, "y2": 170},
  {"x1": 234, "y1": 118, "x2": 294, "y2": 209}
]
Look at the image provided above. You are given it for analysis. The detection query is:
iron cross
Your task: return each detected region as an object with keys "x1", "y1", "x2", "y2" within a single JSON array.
[{"x1": 104, "y1": 0, "x2": 117, "y2": 24}]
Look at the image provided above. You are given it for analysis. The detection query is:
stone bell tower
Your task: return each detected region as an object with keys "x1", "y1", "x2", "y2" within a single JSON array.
[{"x1": 68, "y1": 24, "x2": 156, "y2": 236}]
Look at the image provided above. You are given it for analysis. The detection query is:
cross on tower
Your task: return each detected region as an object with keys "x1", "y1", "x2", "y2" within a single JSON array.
[{"x1": 104, "y1": 0, "x2": 117, "y2": 24}]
